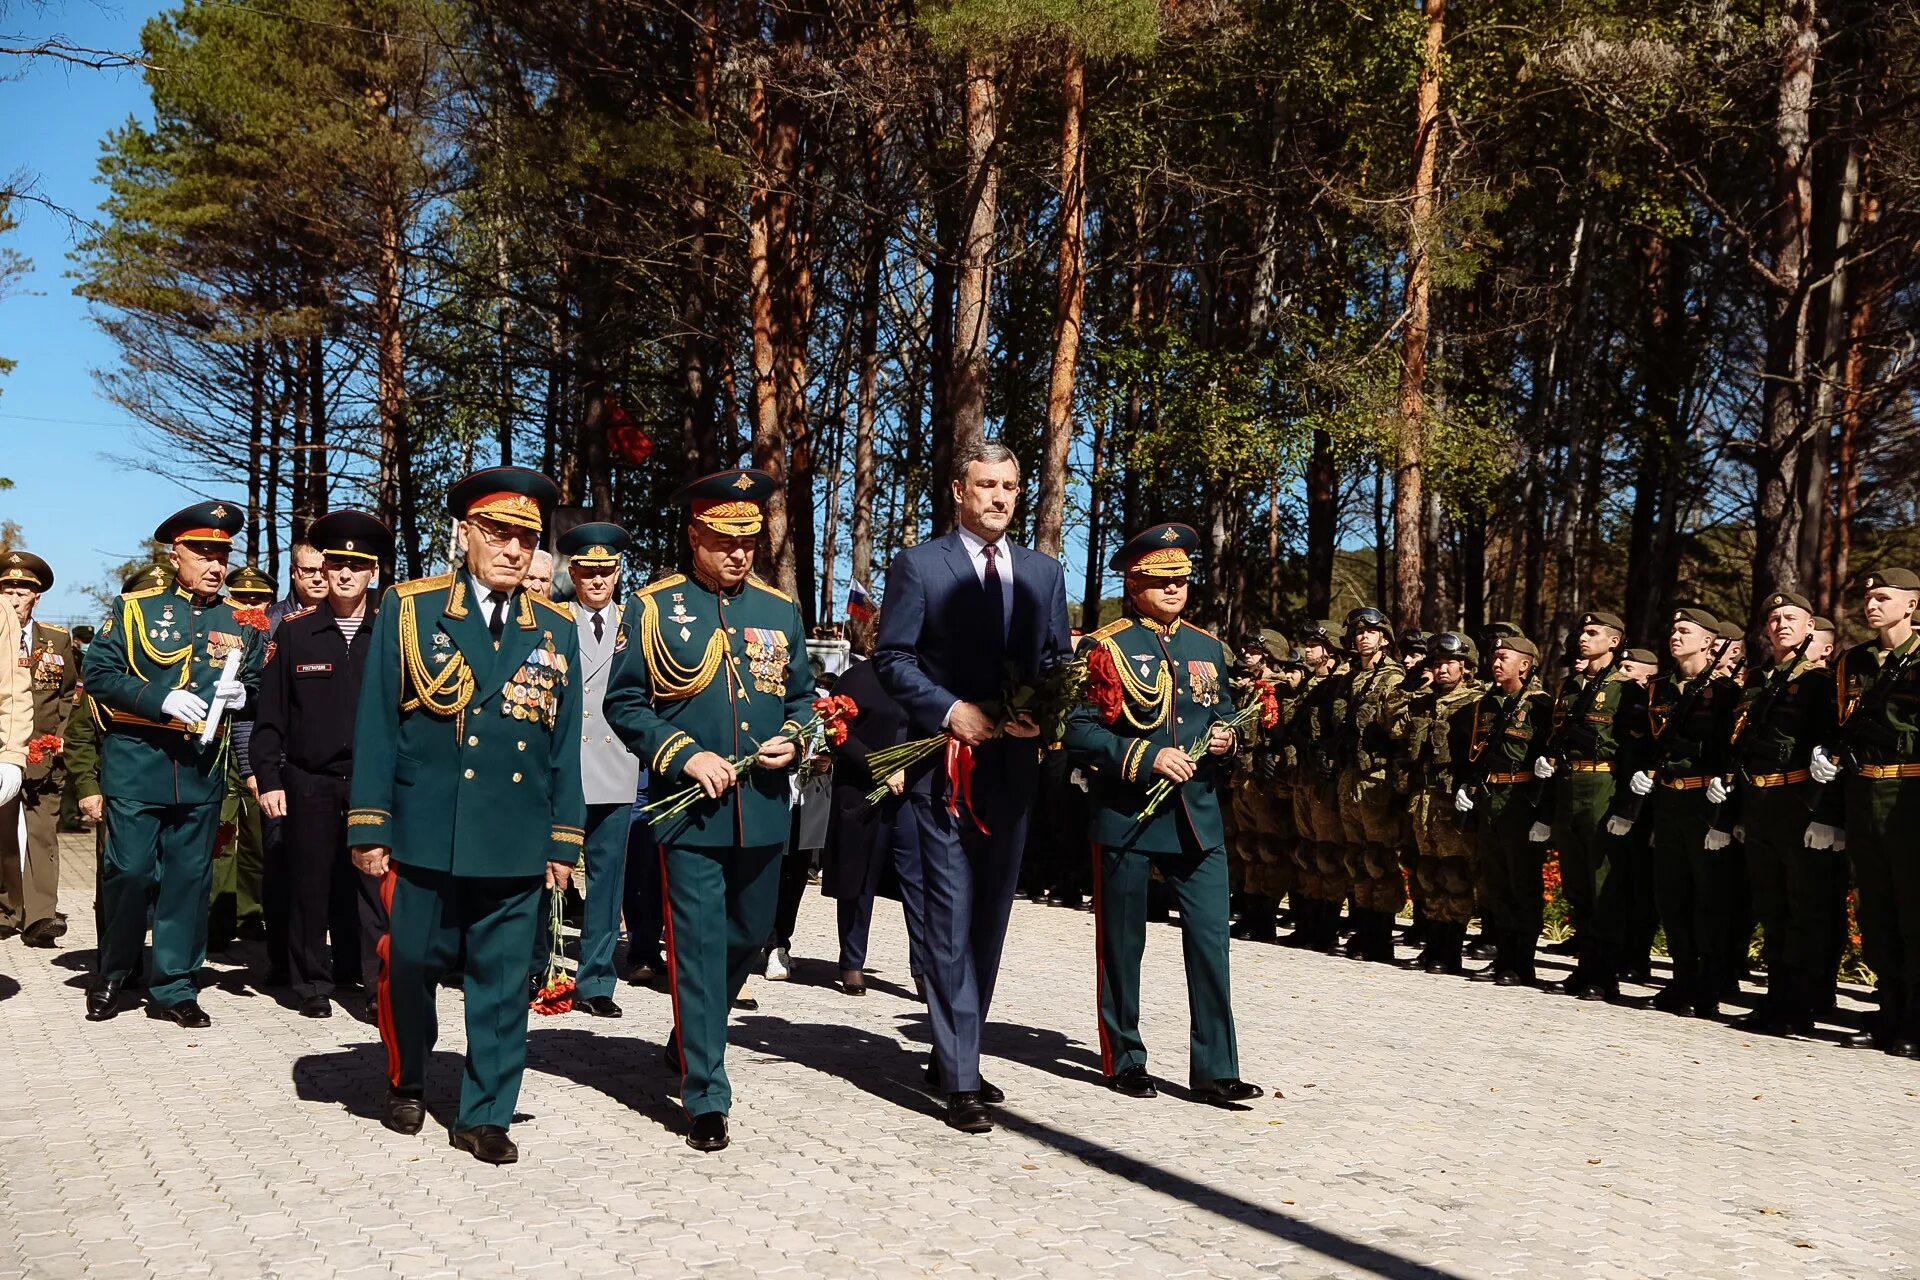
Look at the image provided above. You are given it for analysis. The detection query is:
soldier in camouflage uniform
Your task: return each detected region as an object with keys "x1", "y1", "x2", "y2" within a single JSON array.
[
  {"x1": 1329, "y1": 606, "x2": 1408, "y2": 963},
  {"x1": 1225, "y1": 630, "x2": 1294, "y2": 943},
  {"x1": 1287, "y1": 622, "x2": 1343, "y2": 951},
  {"x1": 1391, "y1": 631, "x2": 1484, "y2": 973}
]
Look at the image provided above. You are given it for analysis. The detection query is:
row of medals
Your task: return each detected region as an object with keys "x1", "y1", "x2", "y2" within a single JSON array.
[{"x1": 503, "y1": 665, "x2": 557, "y2": 723}]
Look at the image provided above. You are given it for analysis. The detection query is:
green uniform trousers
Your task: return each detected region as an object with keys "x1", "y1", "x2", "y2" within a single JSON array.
[
  {"x1": 1743, "y1": 785, "x2": 1836, "y2": 1019},
  {"x1": 530, "y1": 802, "x2": 629, "y2": 999},
  {"x1": 1650, "y1": 789, "x2": 1743, "y2": 1003},
  {"x1": 1550, "y1": 770, "x2": 1628, "y2": 980},
  {"x1": 379, "y1": 864, "x2": 542, "y2": 1131},
  {"x1": 1846, "y1": 776, "x2": 1920, "y2": 1033},
  {"x1": 1093, "y1": 842, "x2": 1238, "y2": 1085},
  {"x1": 99, "y1": 796, "x2": 221, "y2": 1007},
  {"x1": 1474, "y1": 787, "x2": 1542, "y2": 960},
  {"x1": 661, "y1": 841, "x2": 783, "y2": 1118}
]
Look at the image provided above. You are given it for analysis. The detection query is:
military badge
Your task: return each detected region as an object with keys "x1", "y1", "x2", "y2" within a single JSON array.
[
  {"x1": 1186, "y1": 660, "x2": 1220, "y2": 706},
  {"x1": 744, "y1": 627, "x2": 790, "y2": 696}
]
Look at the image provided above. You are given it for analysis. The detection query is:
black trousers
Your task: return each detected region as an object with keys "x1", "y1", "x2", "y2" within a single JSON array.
[
  {"x1": 622, "y1": 793, "x2": 664, "y2": 968},
  {"x1": 283, "y1": 766, "x2": 387, "y2": 1000}
]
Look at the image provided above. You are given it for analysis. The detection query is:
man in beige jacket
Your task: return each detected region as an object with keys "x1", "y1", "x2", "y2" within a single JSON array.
[{"x1": 0, "y1": 596, "x2": 32, "y2": 838}]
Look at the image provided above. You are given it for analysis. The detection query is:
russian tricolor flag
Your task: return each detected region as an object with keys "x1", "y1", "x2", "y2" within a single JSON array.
[{"x1": 847, "y1": 579, "x2": 876, "y2": 622}]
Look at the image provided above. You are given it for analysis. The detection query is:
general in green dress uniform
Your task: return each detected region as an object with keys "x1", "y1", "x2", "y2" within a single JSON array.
[
  {"x1": 1813, "y1": 567, "x2": 1920, "y2": 1056},
  {"x1": 1063, "y1": 523, "x2": 1260, "y2": 1107},
  {"x1": 604, "y1": 469, "x2": 812, "y2": 1153},
  {"x1": 82, "y1": 502, "x2": 266, "y2": 1026},
  {"x1": 347, "y1": 467, "x2": 585, "y2": 1165}
]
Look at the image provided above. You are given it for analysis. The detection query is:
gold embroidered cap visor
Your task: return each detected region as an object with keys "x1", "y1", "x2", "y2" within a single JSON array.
[
  {"x1": 557, "y1": 521, "x2": 635, "y2": 568},
  {"x1": 1110, "y1": 521, "x2": 1200, "y2": 576},
  {"x1": 154, "y1": 499, "x2": 246, "y2": 547},
  {"x1": 671, "y1": 469, "x2": 777, "y2": 536},
  {"x1": 446, "y1": 466, "x2": 560, "y2": 532}
]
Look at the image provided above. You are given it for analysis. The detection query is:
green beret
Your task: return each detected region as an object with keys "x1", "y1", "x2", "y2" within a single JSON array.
[
  {"x1": 1760, "y1": 589, "x2": 1813, "y2": 616},
  {"x1": 1864, "y1": 567, "x2": 1920, "y2": 593},
  {"x1": 0, "y1": 550, "x2": 53, "y2": 592},
  {"x1": 1714, "y1": 619, "x2": 1745, "y2": 641},
  {"x1": 1484, "y1": 619, "x2": 1523, "y2": 639},
  {"x1": 1495, "y1": 635, "x2": 1540, "y2": 661},
  {"x1": 1622, "y1": 648, "x2": 1658, "y2": 666},
  {"x1": 1581, "y1": 610, "x2": 1625, "y2": 633},
  {"x1": 1673, "y1": 606, "x2": 1718, "y2": 630},
  {"x1": 1811, "y1": 616, "x2": 1835, "y2": 632}
]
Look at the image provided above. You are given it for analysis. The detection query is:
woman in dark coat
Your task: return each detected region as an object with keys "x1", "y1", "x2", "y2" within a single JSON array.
[{"x1": 821, "y1": 651, "x2": 927, "y2": 995}]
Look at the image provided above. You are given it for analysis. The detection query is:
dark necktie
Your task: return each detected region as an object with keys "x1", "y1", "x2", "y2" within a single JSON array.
[
  {"x1": 982, "y1": 544, "x2": 1004, "y2": 641},
  {"x1": 487, "y1": 590, "x2": 506, "y2": 641},
  {"x1": 593, "y1": 610, "x2": 605, "y2": 643}
]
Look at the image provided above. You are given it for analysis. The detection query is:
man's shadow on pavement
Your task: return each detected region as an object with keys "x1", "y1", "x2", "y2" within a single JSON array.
[{"x1": 524, "y1": 1026, "x2": 686, "y2": 1136}]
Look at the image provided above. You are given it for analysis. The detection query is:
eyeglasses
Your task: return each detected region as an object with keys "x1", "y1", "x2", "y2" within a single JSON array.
[
  {"x1": 472, "y1": 519, "x2": 537, "y2": 551},
  {"x1": 292, "y1": 564, "x2": 327, "y2": 578}
]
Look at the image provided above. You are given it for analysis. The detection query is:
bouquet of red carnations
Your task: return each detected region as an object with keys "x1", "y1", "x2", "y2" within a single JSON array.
[
  {"x1": 1132, "y1": 678, "x2": 1280, "y2": 821},
  {"x1": 531, "y1": 886, "x2": 575, "y2": 1015},
  {"x1": 641, "y1": 695, "x2": 860, "y2": 824},
  {"x1": 25, "y1": 733, "x2": 61, "y2": 766}
]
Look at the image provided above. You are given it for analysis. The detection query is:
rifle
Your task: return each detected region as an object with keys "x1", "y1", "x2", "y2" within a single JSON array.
[
  {"x1": 1458, "y1": 682, "x2": 1531, "y2": 833},
  {"x1": 1609, "y1": 636, "x2": 1732, "y2": 833},
  {"x1": 1706, "y1": 633, "x2": 1813, "y2": 836},
  {"x1": 1525, "y1": 659, "x2": 1616, "y2": 813},
  {"x1": 1814, "y1": 637, "x2": 1920, "y2": 795}
]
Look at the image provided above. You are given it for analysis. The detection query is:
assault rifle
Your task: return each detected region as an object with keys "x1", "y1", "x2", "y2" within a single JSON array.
[
  {"x1": 1607, "y1": 636, "x2": 1732, "y2": 834},
  {"x1": 1705, "y1": 634, "x2": 1813, "y2": 840},
  {"x1": 1457, "y1": 683, "x2": 1531, "y2": 833},
  {"x1": 1526, "y1": 659, "x2": 1616, "y2": 812},
  {"x1": 1813, "y1": 638, "x2": 1920, "y2": 796}
]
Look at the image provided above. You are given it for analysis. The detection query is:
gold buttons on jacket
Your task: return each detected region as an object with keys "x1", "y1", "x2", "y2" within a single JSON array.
[
  {"x1": 468, "y1": 735, "x2": 479, "y2": 747},
  {"x1": 512, "y1": 772, "x2": 523, "y2": 783},
  {"x1": 517, "y1": 741, "x2": 526, "y2": 751},
  {"x1": 463, "y1": 768, "x2": 475, "y2": 779}
]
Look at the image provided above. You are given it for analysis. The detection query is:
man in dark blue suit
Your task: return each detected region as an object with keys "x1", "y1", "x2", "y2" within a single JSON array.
[{"x1": 875, "y1": 442, "x2": 1073, "y2": 1133}]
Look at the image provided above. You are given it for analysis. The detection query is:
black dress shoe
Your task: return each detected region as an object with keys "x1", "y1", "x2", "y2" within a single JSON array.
[
  {"x1": 1549, "y1": 974, "x2": 1590, "y2": 997},
  {"x1": 21, "y1": 919, "x2": 59, "y2": 948},
  {"x1": 1619, "y1": 965, "x2": 1653, "y2": 984},
  {"x1": 299, "y1": 995, "x2": 332, "y2": 1019},
  {"x1": 1577, "y1": 983, "x2": 1619, "y2": 1002},
  {"x1": 926, "y1": 1063, "x2": 1004, "y2": 1105},
  {"x1": 1192, "y1": 1078, "x2": 1263, "y2": 1107},
  {"x1": 49, "y1": 914, "x2": 68, "y2": 938},
  {"x1": 1465, "y1": 940, "x2": 1497, "y2": 961},
  {"x1": 85, "y1": 980, "x2": 125, "y2": 1021},
  {"x1": 1468, "y1": 965, "x2": 1503, "y2": 983},
  {"x1": 0, "y1": 922, "x2": 18, "y2": 940},
  {"x1": 576, "y1": 995, "x2": 623, "y2": 1018},
  {"x1": 450, "y1": 1125, "x2": 518, "y2": 1164},
  {"x1": 1650, "y1": 987, "x2": 1693, "y2": 1014},
  {"x1": 1733, "y1": 1009, "x2": 1789, "y2": 1036},
  {"x1": 686, "y1": 1112, "x2": 730, "y2": 1152},
  {"x1": 1495, "y1": 971, "x2": 1532, "y2": 988},
  {"x1": 237, "y1": 919, "x2": 269, "y2": 942},
  {"x1": 382, "y1": 1091, "x2": 425, "y2": 1135},
  {"x1": 945, "y1": 1092, "x2": 994, "y2": 1133},
  {"x1": 1692, "y1": 1001, "x2": 1721, "y2": 1020},
  {"x1": 148, "y1": 1000, "x2": 212, "y2": 1029},
  {"x1": 1108, "y1": 1066, "x2": 1158, "y2": 1098},
  {"x1": 625, "y1": 960, "x2": 662, "y2": 985},
  {"x1": 1889, "y1": 1038, "x2": 1920, "y2": 1060},
  {"x1": 1842, "y1": 1028, "x2": 1889, "y2": 1050}
]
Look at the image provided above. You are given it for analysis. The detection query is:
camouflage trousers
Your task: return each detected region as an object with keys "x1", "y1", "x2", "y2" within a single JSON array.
[
  {"x1": 1290, "y1": 778, "x2": 1347, "y2": 904},
  {"x1": 1409, "y1": 787, "x2": 1476, "y2": 924},
  {"x1": 1228, "y1": 779, "x2": 1297, "y2": 900},
  {"x1": 1339, "y1": 769, "x2": 1407, "y2": 915}
]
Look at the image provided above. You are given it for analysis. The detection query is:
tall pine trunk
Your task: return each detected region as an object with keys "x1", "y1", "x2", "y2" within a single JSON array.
[
  {"x1": 1035, "y1": 45, "x2": 1087, "y2": 559},
  {"x1": 950, "y1": 56, "x2": 999, "y2": 467}
]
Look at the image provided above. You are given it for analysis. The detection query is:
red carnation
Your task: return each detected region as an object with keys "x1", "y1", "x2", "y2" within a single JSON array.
[
  {"x1": 531, "y1": 975, "x2": 576, "y2": 1016},
  {"x1": 812, "y1": 693, "x2": 861, "y2": 746},
  {"x1": 1253, "y1": 680, "x2": 1280, "y2": 730},
  {"x1": 1085, "y1": 646, "x2": 1125, "y2": 726},
  {"x1": 25, "y1": 733, "x2": 62, "y2": 765},
  {"x1": 232, "y1": 606, "x2": 270, "y2": 632}
]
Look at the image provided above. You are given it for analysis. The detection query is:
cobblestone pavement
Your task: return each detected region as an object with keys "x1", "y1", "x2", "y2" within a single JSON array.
[{"x1": 3, "y1": 834, "x2": 1918, "y2": 1279}]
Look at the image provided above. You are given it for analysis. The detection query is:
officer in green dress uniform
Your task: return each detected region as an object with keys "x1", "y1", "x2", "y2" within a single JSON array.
[
  {"x1": 604, "y1": 469, "x2": 811, "y2": 1153},
  {"x1": 347, "y1": 467, "x2": 585, "y2": 1165},
  {"x1": 1618, "y1": 607, "x2": 1742, "y2": 1018},
  {"x1": 543, "y1": 520, "x2": 643, "y2": 1017},
  {"x1": 1810, "y1": 567, "x2": 1920, "y2": 1056},
  {"x1": 1064, "y1": 524, "x2": 1260, "y2": 1106},
  {"x1": 1718, "y1": 589, "x2": 1836, "y2": 1037},
  {"x1": 82, "y1": 502, "x2": 266, "y2": 1026},
  {"x1": 1453, "y1": 634, "x2": 1551, "y2": 985},
  {"x1": 1528, "y1": 610, "x2": 1641, "y2": 1000}
]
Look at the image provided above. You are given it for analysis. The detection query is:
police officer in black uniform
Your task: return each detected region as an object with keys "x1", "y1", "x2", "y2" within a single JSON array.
[{"x1": 252, "y1": 511, "x2": 392, "y2": 1018}]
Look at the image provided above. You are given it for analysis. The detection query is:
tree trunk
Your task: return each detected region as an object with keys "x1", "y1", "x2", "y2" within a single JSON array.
[
  {"x1": 1390, "y1": 0, "x2": 1445, "y2": 634},
  {"x1": 950, "y1": 55, "x2": 999, "y2": 467},
  {"x1": 1081, "y1": 407, "x2": 1107, "y2": 629},
  {"x1": 1751, "y1": 0, "x2": 1818, "y2": 603},
  {"x1": 246, "y1": 340, "x2": 265, "y2": 563},
  {"x1": 746, "y1": 70, "x2": 790, "y2": 582},
  {"x1": 1035, "y1": 45, "x2": 1087, "y2": 559},
  {"x1": 1798, "y1": 131, "x2": 1860, "y2": 598},
  {"x1": 376, "y1": 191, "x2": 407, "y2": 534},
  {"x1": 676, "y1": 0, "x2": 723, "y2": 478},
  {"x1": 928, "y1": 194, "x2": 957, "y2": 536},
  {"x1": 495, "y1": 215, "x2": 514, "y2": 467},
  {"x1": 307, "y1": 331, "x2": 328, "y2": 520},
  {"x1": 1827, "y1": 182, "x2": 1881, "y2": 615},
  {"x1": 1306, "y1": 429, "x2": 1335, "y2": 618},
  {"x1": 849, "y1": 115, "x2": 886, "y2": 602}
]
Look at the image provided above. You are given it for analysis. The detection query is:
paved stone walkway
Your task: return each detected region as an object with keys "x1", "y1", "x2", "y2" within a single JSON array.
[{"x1": 2, "y1": 834, "x2": 1918, "y2": 1278}]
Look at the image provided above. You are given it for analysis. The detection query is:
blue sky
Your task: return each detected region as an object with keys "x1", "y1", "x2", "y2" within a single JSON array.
[{"x1": 2, "y1": 0, "x2": 177, "y2": 624}]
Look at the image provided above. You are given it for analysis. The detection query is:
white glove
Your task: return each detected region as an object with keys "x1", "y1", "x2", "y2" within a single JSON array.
[
  {"x1": 1803, "y1": 822, "x2": 1837, "y2": 850},
  {"x1": 1528, "y1": 821, "x2": 1552, "y2": 844},
  {"x1": 213, "y1": 678, "x2": 247, "y2": 712},
  {"x1": 1069, "y1": 767, "x2": 1089, "y2": 793},
  {"x1": 1732, "y1": 824, "x2": 1746, "y2": 843},
  {"x1": 161, "y1": 689, "x2": 211, "y2": 725},
  {"x1": 1704, "y1": 828, "x2": 1731, "y2": 851},
  {"x1": 1533, "y1": 756, "x2": 1557, "y2": 779},
  {"x1": 1809, "y1": 745, "x2": 1839, "y2": 784},
  {"x1": 1628, "y1": 770, "x2": 1655, "y2": 796},
  {"x1": 0, "y1": 762, "x2": 21, "y2": 806},
  {"x1": 1605, "y1": 815, "x2": 1634, "y2": 836},
  {"x1": 1705, "y1": 776, "x2": 1730, "y2": 805},
  {"x1": 1454, "y1": 787, "x2": 1475, "y2": 814}
]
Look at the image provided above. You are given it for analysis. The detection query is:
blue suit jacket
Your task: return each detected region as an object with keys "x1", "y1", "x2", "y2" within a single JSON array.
[{"x1": 873, "y1": 529, "x2": 1073, "y2": 749}]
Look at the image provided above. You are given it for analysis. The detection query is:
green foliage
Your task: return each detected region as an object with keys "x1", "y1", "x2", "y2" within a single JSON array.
[{"x1": 921, "y1": 0, "x2": 1158, "y2": 60}]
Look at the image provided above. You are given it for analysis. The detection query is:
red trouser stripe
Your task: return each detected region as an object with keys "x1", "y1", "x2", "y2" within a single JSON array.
[
  {"x1": 374, "y1": 866, "x2": 400, "y2": 1088},
  {"x1": 658, "y1": 843, "x2": 688, "y2": 1108},
  {"x1": 1091, "y1": 841, "x2": 1113, "y2": 1077}
]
